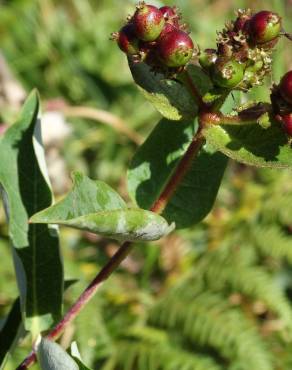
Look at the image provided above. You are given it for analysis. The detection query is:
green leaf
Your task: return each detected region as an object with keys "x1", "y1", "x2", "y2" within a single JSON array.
[
  {"x1": 70, "y1": 342, "x2": 94, "y2": 370},
  {"x1": 0, "y1": 280, "x2": 76, "y2": 370},
  {"x1": 127, "y1": 119, "x2": 227, "y2": 229},
  {"x1": 37, "y1": 338, "x2": 79, "y2": 370},
  {"x1": 0, "y1": 299, "x2": 23, "y2": 370},
  {"x1": 204, "y1": 120, "x2": 292, "y2": 169},
  {"x1": 30, "y1": 172, "x2": 173, "y2": 242},
  {"x1": 129, "y1": 61, "x2": 212, "y2": 121},
  {"x1": 73, "y1": 358, "x2": 93, "y2": 370},
  {"x1": 0, "y1": 91, "x2": 63, "y2": 334}
]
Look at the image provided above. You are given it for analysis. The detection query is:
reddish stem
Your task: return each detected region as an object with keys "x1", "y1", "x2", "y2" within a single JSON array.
[
  {"x1": 16, "y1": 78, "x2": 207, "y2": 370},
  {"x1": 16, "y1": 242, "x2": 134, "y2": 370},
  {"x1": 181, "y1": 69, "x2": 208, "y2": 110},
  {"x1": 150, "y1": 129, "x2": 205, "y2": 214}
]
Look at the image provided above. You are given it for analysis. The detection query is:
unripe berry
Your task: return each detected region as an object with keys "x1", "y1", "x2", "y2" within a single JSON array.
[
  {"x1": 115, "y1": 24, "x2": 140, "y2": 55},
  {"x1": 212, "y1": 59, "x2": 245, "y2": 89},
  {"x1": 199, "y1": 49, "x2": 217, "y2": 70},
  {"x1": 157, "y1": 29, "x2": 194, "y2": 68},
  {"x1": 249, "y1": 11, "x2": 281, "y2": 44},
  {"x1": 133, "y1": 4, "x2": 165, "y2": 42},
  {"x1": 282, "y1": 113, "x2": 292, "y2": 136},
  {"x1": 279, "y1": 71, "x2": 292, "y2": 105}
]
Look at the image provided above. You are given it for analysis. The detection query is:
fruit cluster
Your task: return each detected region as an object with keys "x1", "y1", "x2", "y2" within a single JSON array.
[
  {"x1": 200, "y1": 10, "x2": 283, "y2": 90},
  {"x1": 112, "y1": 2, "x2": 196, "y2": 73},
  {"x1": 271, "y1": 71, "x2": 292, "y2": 136}
]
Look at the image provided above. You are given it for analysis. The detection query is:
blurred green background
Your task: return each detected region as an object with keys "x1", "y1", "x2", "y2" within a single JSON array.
[{"x1": 0, "y1": 0, "x2": 292, "y2": 369}]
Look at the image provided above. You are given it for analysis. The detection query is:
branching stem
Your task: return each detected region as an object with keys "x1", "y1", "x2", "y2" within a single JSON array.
[
  {"x1": 15, "y1": 66, "x2": 271, "y2": 369},
  {"x1": 16, "y1": 103, "x2": 205, "y2": 370},
  {"x1": 178, "y1": 69, "x2": 209, "y2": 110}
]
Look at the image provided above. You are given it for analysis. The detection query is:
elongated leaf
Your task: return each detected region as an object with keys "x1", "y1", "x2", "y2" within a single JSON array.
[
  {"x1": 0, "y1": 91, "x2": 63, "y2": 333},
  {"x1": 38, "y1": 338, "x2": 79, "y2": 370},
  {"x1": 129, "y1": 61, "x2": 212, "y2": 121},
  {"x1": 128, "y1": 119, "x2": 227, "y2": 229},
  {"x1": 31, "y1": 208, "x2": 173, "y2": 242},
  {"x1": 204, "y1": 120, "x2": 292, "y2": 169},
  {"x1": 0, "y1": 299, "x2": 23, "y2": 369},
  {"x1": 30, "y1": 172, "x2": 173, "y2": 242}
]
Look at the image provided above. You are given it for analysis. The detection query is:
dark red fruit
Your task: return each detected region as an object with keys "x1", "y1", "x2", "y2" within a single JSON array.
[
  {"x1": 280, "y1": 71, "x2": 292, "y2": 105},
  {"x1": 158, "y1": 22, "x2": 177, "y2": 40},
  {"x1": 282, "y1": 114, "x2": 292, "y2": 136},
  {"x1": 115, "y1": 24, "x2": 140, "y2": 55},
  {"x1": 133, "y1": 4, "x2": 165, "y2": 42},
  {"x1": 159, "y1": 6, "x2": 179, "y2": 26},
  {"x1": 249, "y1": 11, "x2": 281, "y2": 44},
  {"x1": 234, "y1": 14, "x2": 251, "y2": 33},
  {"x1": 157, "y1": 29, "x2": 194, "y2": 68}
]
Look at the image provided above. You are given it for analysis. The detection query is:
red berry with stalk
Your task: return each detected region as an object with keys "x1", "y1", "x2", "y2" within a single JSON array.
[
  {"x1": 248, "y1": 10, "x2": 281, "y2": 44},
  {"x1": 132, "y1": 3, "x2": 165, "y2": 41},
  {"x1": 112, "y1": 24, "x2": 140, "y2": 55},
  {"x1": 157, "y1": 29, "x2": 195, "y2": 68},
  {"x1": 279, "y1": 71, "x2": 292, "y2": 105}
]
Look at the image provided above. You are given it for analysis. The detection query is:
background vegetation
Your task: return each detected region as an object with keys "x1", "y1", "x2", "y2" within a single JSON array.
[{"x1": 0, "y1": 0, "x2": 291, "y2": 369}]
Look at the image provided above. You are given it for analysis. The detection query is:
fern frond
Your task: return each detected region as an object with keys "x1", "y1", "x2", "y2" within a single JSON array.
[
  {"x1": 252, "y1": 225, "x2": 292, "y2": 262},
  {"x1": 150, "y1": 293, "x2": 273, "y2": 370},
  {"x1": 103, "y1": 340, "x2": 223, "y2": 370},
  {"x1": 169, "y1": 246, "x2": 292, "y2": 328}
]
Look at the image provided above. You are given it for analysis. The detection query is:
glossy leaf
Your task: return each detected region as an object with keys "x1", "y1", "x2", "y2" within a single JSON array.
[
  {"x1": 30, "y1": 172, "x2": 173, "y2": 242},
  {"x1": 0, "y1": 91, "x2": 63, "y2": 333},
  {"x1": 204, "y1": 119, "x2": 292, "y2": 169},
  {"x1": 129, "y1": 61, "x2": 212, "y2": 121},
  {"x1": 38, "y1": 338, "x2": 79, "y2": 370},
  {"x1": 128, "y1": 118, "x2": 227, "y2": 229}
]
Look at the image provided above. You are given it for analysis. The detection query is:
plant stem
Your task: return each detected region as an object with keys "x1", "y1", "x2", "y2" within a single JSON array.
[
  {"x1": 179, "y1": 69, "x2": 207, "y2": 110},
  {"x1": 61, "y1": 105, "x2": 143, "y2": 145},
  {"x1": 16, "y1": 123, "x2": 205, "y2": 370},
  {"x1": 200, "y1": 103, "x2": 272, "y2": 126},
  {"x1": 16, "y1": 241, "x2": 134, "y2": 370},
  {"x1": 150, "y1": 129, "x2": 205, "y2": 214}
]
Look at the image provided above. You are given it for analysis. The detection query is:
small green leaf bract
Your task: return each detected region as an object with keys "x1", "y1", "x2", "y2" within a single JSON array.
[{"x1": 129, "y1": 61, "x2": 212, "y2": 121}]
